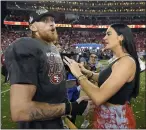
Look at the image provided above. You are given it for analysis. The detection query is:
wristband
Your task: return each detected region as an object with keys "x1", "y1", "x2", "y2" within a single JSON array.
[
  {"x1": 65, "y1": 101, "x2": 72, "y2": 115},
  {"x1": 65, "y1": 101, "x2": 88, "y2": 116},
  {"x1": 71, "y1": 101, "x2": 88, "y2": 116}
]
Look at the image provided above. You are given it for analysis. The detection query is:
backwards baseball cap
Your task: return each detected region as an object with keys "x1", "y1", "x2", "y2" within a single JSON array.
[{"x1": 29, "y1": 9, "x2": 55, "y2": 24}]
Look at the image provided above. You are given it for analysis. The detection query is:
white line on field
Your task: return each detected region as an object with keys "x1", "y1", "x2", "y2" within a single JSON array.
[{"x1": 1, "y1": 89, "x2": 10, "y2": 94}]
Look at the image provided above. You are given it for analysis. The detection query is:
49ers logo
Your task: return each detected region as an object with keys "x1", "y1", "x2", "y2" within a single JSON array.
[
  {"x1": 46, "y1": 52, "x2": 64, "y2": 85},
  {"x1": 50, "y1": 73, "x2": 63, "y2": 84}
]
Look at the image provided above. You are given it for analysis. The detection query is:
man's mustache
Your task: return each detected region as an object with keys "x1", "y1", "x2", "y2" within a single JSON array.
[{"x1": 51, "y1": 29, "x2": 56, "y2": 32}]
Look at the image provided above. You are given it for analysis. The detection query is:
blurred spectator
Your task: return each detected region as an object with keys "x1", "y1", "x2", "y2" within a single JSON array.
[
  {"x1": 1, "y1": 28, "x2": 28, "y2": 51},
  {"x1": 85, "y1": 51, "x2": 103, "y2": 72}
]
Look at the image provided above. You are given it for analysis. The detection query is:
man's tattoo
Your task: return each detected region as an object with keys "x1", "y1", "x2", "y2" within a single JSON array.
[{"x1": 29, "y1": 105, "x2": 64, "y2": 121}]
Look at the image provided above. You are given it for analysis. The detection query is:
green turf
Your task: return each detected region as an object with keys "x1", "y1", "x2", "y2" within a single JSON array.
[
  {"x1": 1, "y1": 68, "x2": 146, "y2": 129},
  {"x1": 1, "y1": 75, "x2": 17, "y2": 129},
  {"x1": 131, "y1": 72, "x2": 146, "y2": 128},
  {"x1": 1, "y1": 91, "x2": 17, "y2": 129}
]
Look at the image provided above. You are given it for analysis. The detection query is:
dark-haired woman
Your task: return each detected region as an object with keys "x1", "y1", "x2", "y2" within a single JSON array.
[{"x1": 63, "y1": 23, "x2": 140, "y2": 129}]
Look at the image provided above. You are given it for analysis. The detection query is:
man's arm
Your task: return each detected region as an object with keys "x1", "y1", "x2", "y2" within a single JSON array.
[{"x1": 10, "y1": 84, "x2": 65, "y2": 122}]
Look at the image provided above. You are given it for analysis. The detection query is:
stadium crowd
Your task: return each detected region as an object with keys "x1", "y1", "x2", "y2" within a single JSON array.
[
  {"x1": 5, "y1": 14, "x2": 146, "y2": 25},
  {"x1": 1, "y1": 29, "x2": 145, "y2": 53}
]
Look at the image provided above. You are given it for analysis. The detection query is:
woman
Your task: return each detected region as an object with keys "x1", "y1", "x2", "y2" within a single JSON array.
[{"x1": 63, "y1": 23, "x2": 140, "y2": 129}]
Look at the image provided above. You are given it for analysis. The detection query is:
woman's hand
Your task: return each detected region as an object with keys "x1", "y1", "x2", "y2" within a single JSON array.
[
  {"x1": 78, "y1": 63, "x2": 89, "y2": 75},
  {"x1": 63, "y1": 56, "x2": 83, "y2": 78}
]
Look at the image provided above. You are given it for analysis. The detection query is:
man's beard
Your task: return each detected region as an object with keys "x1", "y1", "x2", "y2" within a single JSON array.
[{"x1": 41, "y1": 32, "x2": 58, "y2": 43}]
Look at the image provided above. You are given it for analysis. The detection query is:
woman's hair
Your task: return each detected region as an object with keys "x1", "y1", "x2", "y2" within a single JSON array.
[{"x1": 111, "y1": 23, "x2": 140, "y2": 98}]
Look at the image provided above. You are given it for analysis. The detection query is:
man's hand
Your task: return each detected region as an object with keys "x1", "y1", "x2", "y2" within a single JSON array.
[
  {"x1": 76, "y1": 96, "x2": 90, "y2": 104},
  {"x1": 76, "y1": 96, "x2": 95, "y2": 116},
  {"x1": 82, "y1": 100, "x2": 95, "y2": 116}
]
